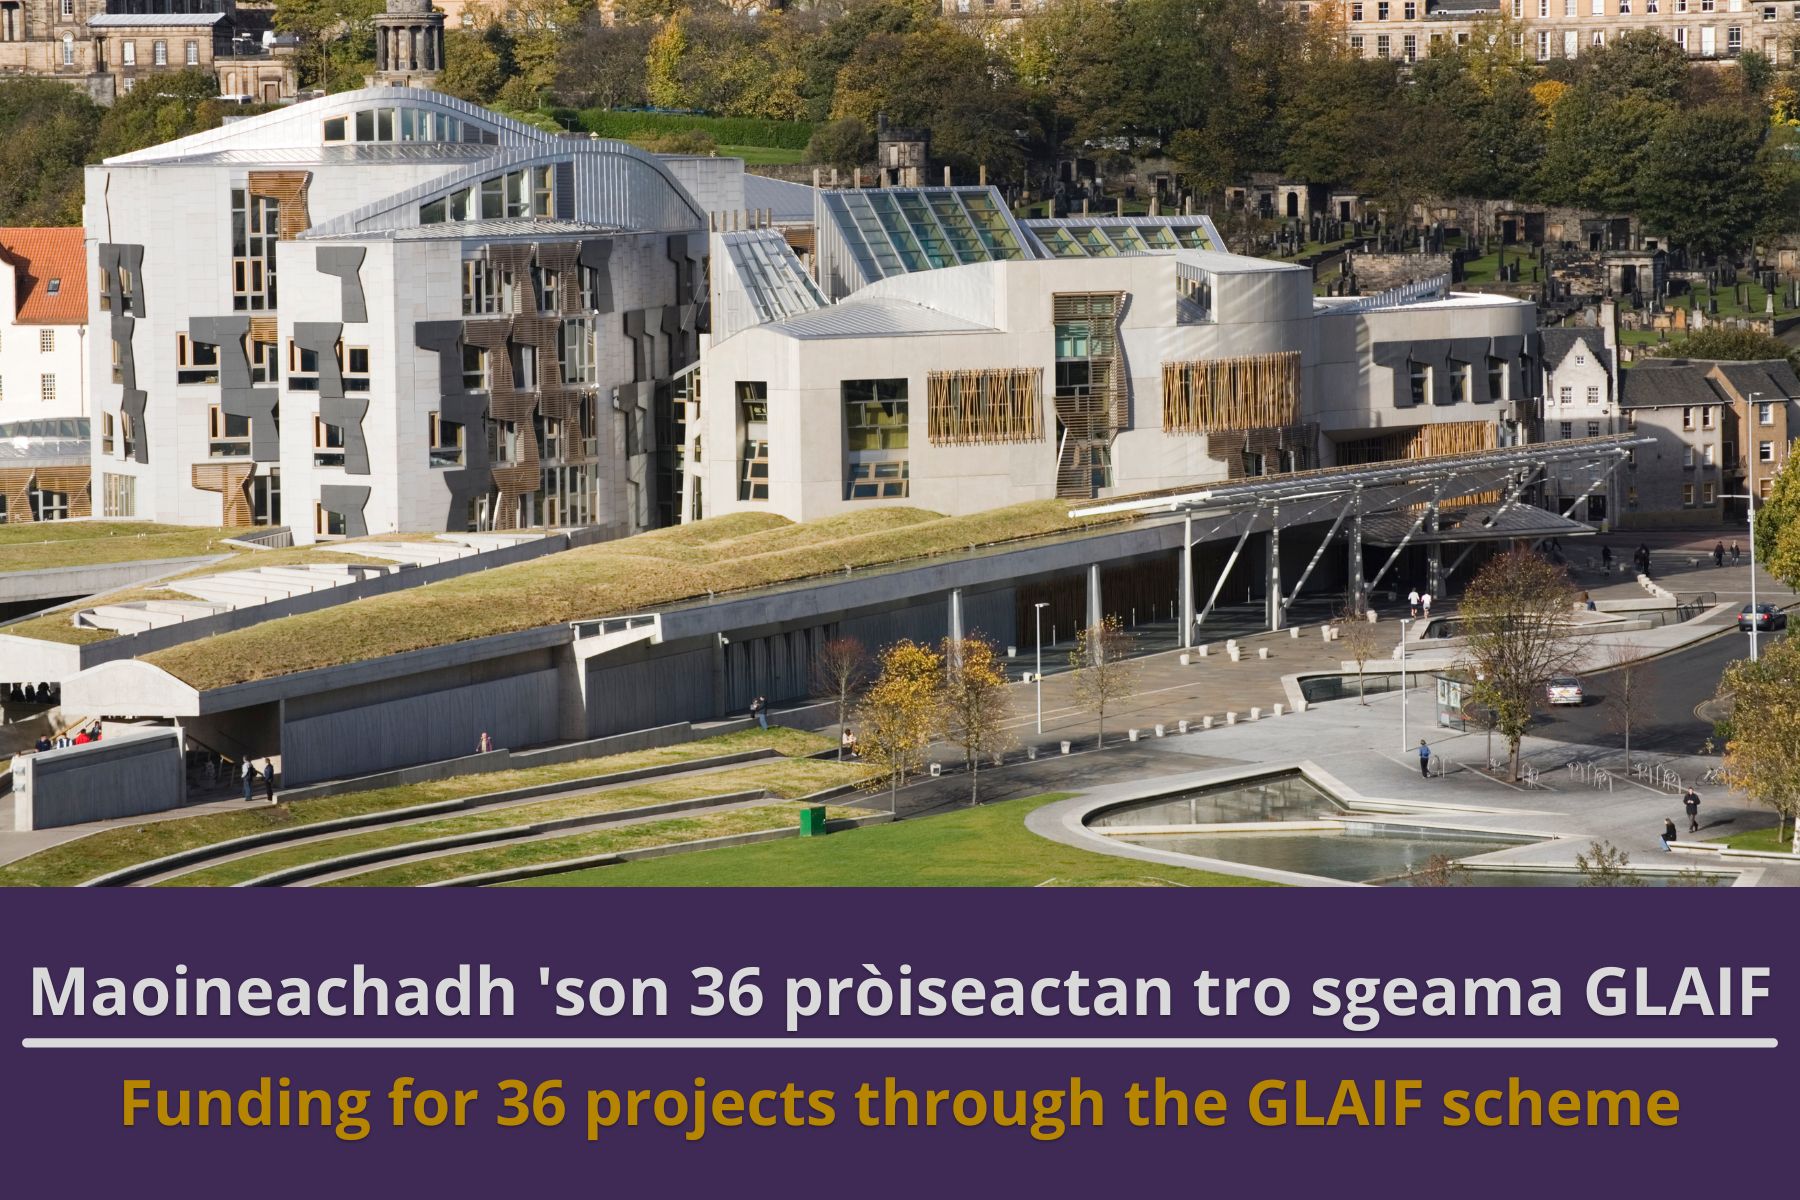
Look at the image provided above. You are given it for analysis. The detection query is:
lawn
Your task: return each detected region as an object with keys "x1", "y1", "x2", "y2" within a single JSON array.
[
  {"x1": 158, "y1": 758, "x2": 862, "y2": 887},
  {"x1": 324, "y1": 802, "x2": 868, "y2": 887},
  {"x1": 721, "y1": 145, "x2": 806, "y2": 166},
  {"x1": 0, "y1": 522, "x2": 241, "y2": 576},
  {"x1": 0, "y1": 727, "x2": 831, "y2": 887},
  {"x1": 1705, "y1": 825, "x2": 1795, "y2": 854},
  {"x1": 507, "y1": 792, "x2": 1274, "y2": 887},
  {"x1": 144, "y1": 501, "x2": 1134, "y2": 691}
]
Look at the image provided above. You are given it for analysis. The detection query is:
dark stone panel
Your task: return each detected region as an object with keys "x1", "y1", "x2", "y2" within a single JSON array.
[
  {"x1": 416, "y1": 319, "x2": 494, "y2": 531},
  {"x1": 318, "y1": 483, "x2": 371, "y2": 538},
  {"x1": 189, "y1": 315, "x2": 282, "y2": 463},
  {"x1": 100, "y1": 244, "x2": 149, "y2": 462},
  {"x1": 294, "y1": 320, "x2": 368, "y2": 475},
  {"x1": 316, "y1": 246, "x2": 368, "y2": 323},
  {"x1": 578, "y1": 239, "x2": 614, "y2": 314},
  {"x1": 1372, "y1": 336, "x2": 1539, "y2": 410}
]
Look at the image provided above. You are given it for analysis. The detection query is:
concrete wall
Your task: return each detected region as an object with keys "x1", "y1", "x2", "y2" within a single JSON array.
[{"x1": 14, "y1": 727, "x2": 183, "y2": 830}]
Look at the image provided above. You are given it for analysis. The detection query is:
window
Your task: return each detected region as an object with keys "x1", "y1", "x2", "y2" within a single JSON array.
[
  {"x1": 46, "y1": 279, "x2": 59, "y2": 297},
  {"x1": 739, "y1": 382, "x2": 770, "y2": 501},
  {"x1": 1704, "y1": 444, "x2": 1716, "y2": 466},
  {"x1": 288, "y1": 342, "x2": 320, "y2": 391},
  {"x1": 1682, "y1": 406, "x2": 1695, "y2": 430},
  {"x1": 1682, "y1": 483, "x2": 1695, "y2": 507},
  {"x1": 1728, "y1": 24, "x2": 1742, "y2": 48},
  {"x1": 1402, "y1": 33, "x2": 1417, "y2": 60},
  {"x1": 313, "y1": 417, "x2": 346, "y2": 467},
  {"x1": 40, "y1": 374, "x2": 54, "y2": 403},
  {"x1": 1377, "y1": 0, "x2": 1389, "y2": 16},
  {"x1": 485, "y1": 419, "x2": 526, "y2": 466},
  {"x1": 1759, "y1": 401, "x2": 1775, "y2": 425},
  {"x1": 1683, "y1": 446, "x2": 1695, "y2": 467},
  {"x1": 249, "y1": 337, "x2": 279, "y2": 385},
  {"x1": 39, "y1": 328, "x2": 53, "y2": 353},
  {"x1": 153, "y1": 40, "x2": 166, "y2": 66},
  {"x1": 231, "y1": 188, "x2": 279, "y2": 311},
  {"x1": 1724, "y1": 439, "x2": 1736, "y2": 463},
  {"x1": 1377, "y1": 33, "x2": 1390, "y2": 56},
  {"x1": 1761, "y1": 478, "x2": 1774, "y2": 499},
  {"x1": 186, "y1": 40, "x2": 197, "y2": 66},
  {"x1": 843, "y1": 379, "x2": 910, "y2": 499},
  {"x1": 61, "y1": 34, "x2": 72, "y2": 66},
  {"x1": 1627, "y1": 487, "x2": 1639, "y2": 507},
  {"x1": 1404, "y1": 0, "x2": 1415, "y2": 14},
  {"x1": 1351, "y1": 1, "x2": 1362, "y2": 17},
  {"x1": 1410, "y1": 361, "x2": 1430, "y2": 405},
  {"x1": 1702, "y1": 406, "x2": 1715, "y2": 430},
  {"x1": 176, "y1": 333, "x2": 220, "y2": 385},
  {"x1": 531, "y1": 265, "x2": 561, "y2": 313},
  {"x1": 1592, "y1": 0, "x2": 1604, "y2": 10},
  {"x1": 1760, "y1": 440, "x2": 1776, "y2": 462},
  {"x1": 207, "y1": 405, "x2": 251, "y2": 457},
  {"x1": 1538, "y1": 0, "x2": 1547, "y2": 11},
  {"x1": 1764, "y1": 3, "x2": 1778, "y2": 15},
  {"x1": 102, "y1": 473, "x2": 134, "y2": 518},
  {"x1": 558, "y1": 318, "x2": 594, "y2": 385},
  {"x1": 323, "y1": 116, "x2": 347, "y2": 142},
  {"x1": 343, "y1": 346, "x2": 370, "y2": 393},
  {"x1": 428, "y1": 412, "x2": 465, "y2": 467},
  {"x1": 1537, "y1": 30, "x2": 1550, "y2": 58},
  {"x1": 1703, "y1": 482, "x2": 1716, "y2": 504},
  {"x1": 1515, "y1": 0, "x2": 1525, "y2": 12},
  {"x1": 1486, "y1": 357, "x2": 1505, "y2": 402},
  {"x1": 1626, "y1": 410, "x2": 1637, "y2": 430},
  {"x1": 1648, "y1": 0, "x2": 1659, "y2": 9},
  {"x1": 123, "y1": 42, "x2": 135, "y2": 66},
  {"x1": 110, "y1": 339, "x2": 123, "y2": 384},
  {"x1": 28, "y1": 486, "x2": 69, "y2": 522},
  {"x1": 61, "y1": 0, "x2": 72, "y2": 15},
  {"x1": 314, "y1": 503, "x2": 348, "y2": 539},
  {"x1": 102, "y1": 412, "x2": 115, "y2": 455},
  {"x1": 462, "y1": 344, "x2": 490, "y2": 391},
  {"x1": 510, "y1": 343, "x2": 539, "y2": 392},
  {"x1": 1587, "y1": 421, "x2": 1601, "y2": 438},
  {"x1": 1586, "y1": 386, "x2": 1601, "y2": 406},
  {"x1": 1592, "y1": 30, "x2": 1606, "y2": 45},
  {"x1": 461, "y1": 258, "x2": 513, "y2": 315},
  {"x1": 1620, "y1": 0, "x2": 1630, "y2": 9},
  {"x1": 1448, "y1": 360, "x2": 1470, "y2": 403},
  {"x1": 1560, "y1": 421, "x2": 1573, "y2": 439},
  {"x1": 1352, "y1": 34, "x2": 1366, "y2": 53}
]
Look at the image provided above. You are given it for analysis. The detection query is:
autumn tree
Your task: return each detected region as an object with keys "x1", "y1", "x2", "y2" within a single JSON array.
[
  {"x1": 939, "y1": 634, "x2": 1013, "y2": 805},
  {"x1": 810, "y1": 636, "x2": 870, "y2": 760},
  {"x1": 855, "y1": 639, "x2": 944, "y2": 813},
  {"x1": 1070, "y1": 616, "x2": 1138, "y2": 750},
  {"x1": 1336, "y1": 614, "x2": 1381, "y2": 705},
  {"x1": 1458, "y1": 549, "x2": 1582, "y2": 782},
  {"x1": 1575, "y1": 840, "x2": 1648, "y2": 886},
  {"x1": 1604, "y1": 642, "x2": 1647, "y2": 776},
  {"x1": 1716, "y1": 633, "x2": 1800, "y2": 848}
]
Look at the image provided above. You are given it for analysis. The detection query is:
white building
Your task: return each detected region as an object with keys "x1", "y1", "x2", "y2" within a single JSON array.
[
  {"x1": 693, "y1": 191, "x2": 1542, "y2": 524},
  {"x1": 85, "y1": 86, "x2": 740, "y2": 541},
  {"x1": 1, "y1": 227, "x2": 87, "y2": 427},
  {"x1": 1538, "y1": 322, "x2": 1620, "y2": 523}
]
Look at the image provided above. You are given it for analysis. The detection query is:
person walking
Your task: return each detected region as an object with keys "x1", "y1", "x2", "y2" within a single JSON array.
[
  {"x1": 1407, "y1": 588, "x2": 1420, "y2": 618},
  {"x1": 261, "y1": 760, "x2": 276, "y2": 803},
  {"x1": 1713, "y1": 541, "x2": 1725, "y2": 567},
  {"x1": 1731, "y1": 540, "x2": 1742, "y2": 566},
  {"x1": 1417, "y1": 738, "x2": 1432, "y2": 778},
  {"x1": 241, "y1": 760, "x2": 258, "y2": 804},
  {"x1": 1660, "y1": 818, "x2": 1678, "y2": 853},
  {"x1": 1601, "y1": 545, "x2": 1613, "y2": 570},
  {"x1": 1683, "y1": 788, "x2": 1701, "y2": 834},
  {"x1": 1420, "y1": 591, "x2": 1433, "y2": 618},
  {"x1": 751, "y1": 695, "x2": 768, "y2": 731}
]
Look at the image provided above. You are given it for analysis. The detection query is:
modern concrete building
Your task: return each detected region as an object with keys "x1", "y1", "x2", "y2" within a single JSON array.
[
  {"x1": 694, "y1": 189, "x2": 1541, "y2": 525},
  {"x1": 85, "y1": 83, "x2": 742, "y2": 542}
]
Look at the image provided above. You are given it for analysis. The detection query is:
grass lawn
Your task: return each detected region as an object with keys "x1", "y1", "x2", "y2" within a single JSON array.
[
  {"x1": 0, "y1": 523, "x2": 241, "y2": 576},
  {"x1": 324, "y1": 802, "x2": 867, "y2": 887},
  {"x1": 1705, "y1": 825, "x2": 1795, "y2": 854},
  {"x1": 506, "y1": 792, "x2": 1274, "y2": 887},
  {"x1": 723, "y1": 145, "x2": 806, "y2": 166},
  {"x1": 0, "y1": 727, "x2": 831, "y2": 887},
  {"x1": 159, "y1": 758, "x2": 863, "y2": 887},
  {"x1": 145, "y1": 501, "x2": 1133, "y2": 691},
  {"x1": 1627, "y1": 283, "x2": 1800, "y2": 322}
]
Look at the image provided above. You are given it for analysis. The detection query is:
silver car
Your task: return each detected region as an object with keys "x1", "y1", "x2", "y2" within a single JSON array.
[{"x1": 1547, "y1": 676, "x2": 1584, "y2": 706}]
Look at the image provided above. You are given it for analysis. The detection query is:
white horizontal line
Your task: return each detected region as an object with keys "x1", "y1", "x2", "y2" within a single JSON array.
[{"x1": 20, "y1": 1037, "x2": 1778, "y2": 1050}]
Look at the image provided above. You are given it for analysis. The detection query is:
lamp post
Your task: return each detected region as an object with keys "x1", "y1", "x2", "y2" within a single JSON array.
[
  {"x1": 1399, "y1": 616, "x2": 1412, "y2": 752},
  {"x1": 1748, "y1": 392, "x2": 1762, "y2": 662},
  {"x1": 1034, "y1": 602, "x2": 1049, "y2": 735}
]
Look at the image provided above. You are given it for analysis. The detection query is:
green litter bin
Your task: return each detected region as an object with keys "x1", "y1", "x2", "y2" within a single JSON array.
[{"x1": 799, "y1": 806, "x2": 829, "y2": 837}]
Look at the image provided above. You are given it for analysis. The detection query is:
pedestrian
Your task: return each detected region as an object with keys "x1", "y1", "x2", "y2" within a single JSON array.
[
  {"x1": 34, "y1": 736, "x2": 49, "y2": 753},
  {"x1": 477, "y1": 730, "x2": 492, "y2": 754},
  {"x1": 841, "y1": 728, "x2": 858, "y2": 759},
  {"x1": 73, "y1": 729, "x2": 90, "y2": 746},
  {"x1": 1660, "y1": 818, "x2": 1678, "y2": 853},
  {"x1": 1420, "y1": 592, "x2": 1433, "y2": 617},
  {"x1": 1417, "y1": 738, "x2": 1432, "y2": 778},
  {"x1": 751, "y1": 694, "x2": 768, "y2": 731},
  {"x1": 262, "y1": 760, "x2": 276, "y2": 803},
  {"x1": 1601, "y1": 545, "x2": 1613, "y2": 569},
  {"x1": 1683, "y1": 788, "x2": 1701, "y2": 833},
  {"x1": 241, "y1": 760, "x2": 257, "y2": 804},
  {"x1": 1713, "y1": 541, "x2": 1725, "y2": 567},
  {"x1": 1408, "y1": 588, "x2": 1420, "y2": 618},
  {"x1": 1731, "y1": 540, "x2": 1742, "y2": 566}
]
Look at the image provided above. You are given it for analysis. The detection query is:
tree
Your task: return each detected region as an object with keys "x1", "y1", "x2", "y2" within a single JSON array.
[
  {"x1": 1336, "y1": 614, "x2": 1381, "y2": 705},
  {"x1": 275, "y1": 0, "x2": 382, "y2": 92},
  {"x1": 1575, "y1": 840, "x2": 1648, "y2": 886},
  {"x1": 441, "y1": 28, "x2": 510, "y2": 106},
  {"x1": 0, "y1": 79, "x2": 102, "y2": 226},
  {"x1": 1458, "y1": 548, "x2": 1582, "y2": 782},
  {"x1": 1716, "y1": 633, "x2": 1800, "y2": 848},
  {"x1": 1757, "y1": 436, "x2": 1800, "y2": 581},
  {"x1": 1604, "y1": 642, "x2": 1647, "y2": 776},
  {"x1": 810, "y1": 636, "x2": 870, "y2": 759},
  {"x1": 1635, "y1": 105, "x2": 1771, "y2": 260},
  {"x1": 1652, "y1": 327, "x2": 1799, "y2": 371},
  {"x1": 806, "y1": 116, "x2": 872, "y2": 169},
  {"x1": 939, "y1": 634, "x2": 1013, "y2": 805},
  {"x1": 554, "y1": 12, "x2": 651, "y2": 111},
  {"x1": 854, "y1": 639, "x2": 943, "y2": 813},
  {"x1": 92, "y1": 69, "x2": 231, "y2": 161},
  {"x1": 1406, "y1": 853, "x2": 1470, "y2": 887},
  {"x1": 1070, "y1": 616, "x2": 1138, "y2": 750}
]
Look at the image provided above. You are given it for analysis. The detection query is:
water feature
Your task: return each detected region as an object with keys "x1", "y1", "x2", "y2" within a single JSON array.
[
  {"x1": 1088, "y1": 773, "x2": 1338, "y2": 828},
  {"x1": 1113, "y1": 824, "x2": 1532, "y2": 884}
]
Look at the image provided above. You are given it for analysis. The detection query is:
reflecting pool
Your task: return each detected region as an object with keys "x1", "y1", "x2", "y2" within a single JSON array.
[{"x1": 1114, "y1": 825, "x2": 1531, "y2": 884}]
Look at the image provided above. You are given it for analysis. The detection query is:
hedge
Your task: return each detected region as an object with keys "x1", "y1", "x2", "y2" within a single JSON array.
[{"x1": 564, "y1": 109, "x2": 814, "y2": 150}]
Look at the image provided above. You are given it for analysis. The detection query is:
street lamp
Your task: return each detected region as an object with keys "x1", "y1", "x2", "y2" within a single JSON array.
[
  {"x1": 1730, "y1": 392, "x2": 1764, "y2": 661},
  {"x1": 1399, "y1": 615, "x2": 1412, "y2": 752},
  {"x1": 1034, "y1": 602, "x2": 1049, "y2": 735}
]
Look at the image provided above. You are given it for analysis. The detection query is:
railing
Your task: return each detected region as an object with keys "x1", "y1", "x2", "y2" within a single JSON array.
[
  {"x1": 1332, "y1": 274, "x2": 1452, "y2": 315},
  {"x1": 571, "y1": 614, "x2": 658, "y2": 641},
  {"x1": 221, "y1": 527, "x2": 293, "y2": 551}
]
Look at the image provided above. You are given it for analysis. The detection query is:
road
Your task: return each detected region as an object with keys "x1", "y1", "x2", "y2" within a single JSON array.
[{"x1": 1531, "y1": 625, "x2": 1780, "y2": 754}]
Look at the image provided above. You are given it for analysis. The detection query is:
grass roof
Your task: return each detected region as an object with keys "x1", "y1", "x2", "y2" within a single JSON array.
[
  {"x1": 145, "y1": 501, "x2": 1132, "y2": 691},
  {"x1": 0, "y1": 522, "x2": 242, "y2": 575}
]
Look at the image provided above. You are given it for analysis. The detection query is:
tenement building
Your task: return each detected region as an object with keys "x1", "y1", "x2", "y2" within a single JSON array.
[
  {"x1": 85, "y1": 85, "x2": 738, "y2": 541},
  {"x1": 0, "y1": 227, "x2": 89, "y2": 524},
  {"x1": 692, "y1": 189, "x2": 1542, "y2": 524}
]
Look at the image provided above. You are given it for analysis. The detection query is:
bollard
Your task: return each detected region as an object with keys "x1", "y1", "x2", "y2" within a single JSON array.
[
  {"x1": 1229, "y1": 648, "x2": 1242, "y2": 662},
  {"x1": 929, "y1": 763, "x2": 942, "y2": 777},
  {"x1": 1007, "y1": 646, "x2": 1017, "y2": 658},
  {"x1": 1250, "y1": 707, "x2": 1261, "y2": 720},
  {"x1": 1295, "y1": 700, "x2": 1307, "y2": 713},
  {"x1": 1366, "y1": 610, "x2": 1379, "y2": 623},
  {"x1": 1199, "y1": 644, "x2": 1210, "y2": 657},
  {"x1": 1027, "y1": 745, "x2": 1038, "y2": 761},
  {"x1": 1179, "y1": 719, "x2": 1191, "y2": 733},
  {"x1": 1273, "y1": 703, "x2": 1285, "y2": 716},
  {"x1": 1179, "y1": 653, "x2": 1191, "y2": 667},
  {"x1": 1202, "y1": 715, "x2": 1214, "y2": 729},
  {"x1": 1060, "y1": 741, "x2": 1072, "y2": 755},
  {"x1": 1290, "y1": 627, "x2": 1300, "y2": 639},
  {"x1": 1128, "y1": 729, "x2": 1140, "y2": 742},
  {"x1": 1225, "y1": 712, "x2": 1237, "y2": 725},
  {"x1": 1321, "y1": 625, "x2": 1333, "y2": 642},
  {"x1": 1154, "y1": 724, "x2": 1166, "y2": 737},
  {"x1": 1258, "y1": 647, "x2": 1269, "y2": 660}
]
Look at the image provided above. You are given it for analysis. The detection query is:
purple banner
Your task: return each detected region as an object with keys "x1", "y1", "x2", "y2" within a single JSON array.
[{"x1": 1, "y1": 889, "x2": 1791, "y2": 1195}]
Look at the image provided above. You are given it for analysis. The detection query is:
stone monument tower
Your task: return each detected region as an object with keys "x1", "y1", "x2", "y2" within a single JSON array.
[{"x1": 373, "y1": 0, "x2": 446, "y2": 89}]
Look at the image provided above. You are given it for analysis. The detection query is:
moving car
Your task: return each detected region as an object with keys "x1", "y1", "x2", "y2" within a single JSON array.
[
  {"x1": 1547, "y1": 676, "x2": 1584, "y2": 706},
  {"x1": 1737, "y1": 603, "x2": 1788, "y2": 632}
]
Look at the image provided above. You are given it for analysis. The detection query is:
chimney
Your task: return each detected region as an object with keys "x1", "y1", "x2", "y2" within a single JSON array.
[
  {"x1": 1116, "y1": 197, "x2": 1124, "y2": 217},
  {"x1": 830, "y1": 167, "x2": 839, "y2": 187},
  {"x1": 812, "y1": 168, "x2": 821, "y2": 189},
  {"x1": 943, "y1": 165, "x2": 952, "y2": 187},
  {"x1": 1081, "y1": 197, "x2": 1089, "y2": 216}
]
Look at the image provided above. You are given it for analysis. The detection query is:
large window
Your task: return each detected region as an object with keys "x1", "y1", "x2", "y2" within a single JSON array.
[
  {"x1": 176, "y1": 333, "x2": 220, "y2": 385},
  {"x1": 208, "y1": 405, "x2": 251, "y2": 457},
  {"x1": 462, "y1": 258, "x2": 514, "y2": 315},
  {"x1": 462, "y1": 344, "x2": 490, "y2": 391},
  {"x1": 313, "y1": 417, "x2": 346, "y2": 467},
  {"x1": 1408, "y1": 361, "x2": 1429, "y2": 406},
  {"x1": 422, "y1": 166, "x2": 555, "y2": 224},
  {"x1": 28, "y1": 486, "x2": 69, "y2": 522},
  {"x1": 487, "y1": 419, "x2": 527, "y2": 465},
  {"x1": 103, "y1": 473, "x2": 135, "y2": 518},
  {"x1": 843, "y1": 378, "x2": 910, "y2": 499},
  {"x1": 558, "y1": 318, "x2": 595, "y2": 385},
  {"x1": 249, "y1": 336, "x2": 279, "y2": 385},
  {"x1": 428, "y1": 412, "x2": 465, "y2": 467},
  {"x1": 738, "y1": 382, "x2": 770, "y2": 501},
  {"x1": 231, "y1": 188, "x2": 279, "y2": 311}
]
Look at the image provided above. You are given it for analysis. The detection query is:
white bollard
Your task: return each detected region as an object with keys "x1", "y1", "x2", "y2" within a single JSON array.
[
  {"x1": 1295, "y1": 700, "x2": 1308, "y2": 713},
  {"x1": 1322, "y1": 625, "x2": 1333, "y2": 642},
  {"x1": 1229, "y1": 648, "x2": 1242, "y2": 662},
  {"x1": 1060, "y1": 741, "x2": 1072, "y2": 755},
  {"x1": 929, "y1": 763, "x2": 942, "y2": 777},
  {"x1": 1258, "y1": 647, "x2": 1269, "y2": 660},
  {"x1": 1290, "y1": 627, "x2": 1300, "y2": 639},
  {"x1": 1128, "y1": 728, "x2": 1140, "y2": 742},
  {"x1": 1366, "y1": 610, "x2": 1379, "y2": 624},
  {"x1": 1027, "y1": 745, "x2": 1038, "y2": 761},
  {"x1": 1154, "y1": 724, "x2": 1166, "y2": 737},
  {"x1": 1225, "y1": 712, "x2": 1237, "y2": 725},
  {"x1": 1179, "y1": 653, "x2": 1191, "y2": 667},
  {"x1": 1198, "y1": 644, "x2": 1210, "y2": 657},
  {"x1": 1179, "y1": 719, "x2": 1191, "y2": 733},
  {"x1": 1250, "y1": 707, "x2": 1261, "y2": 720},
  {"x1": 1007, "y1": 646, "x2": 1017, "y2": 658},
  {"x1": 1273, "y1": 703, "x2": 1285, "y2": 716}
]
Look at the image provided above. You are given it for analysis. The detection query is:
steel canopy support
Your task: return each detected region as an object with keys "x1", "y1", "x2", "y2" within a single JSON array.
[
  {"x1": 1267, "y1": 504, "x2": 1282, "y2": 631},
  {"x1": 1349, "y1": 486, "x2": 1365, "y2": 613},
  {"x1": 1367, "y1": 481, "x2": 1444, "y2": 597},
  {"x1": 1443, "y1": 465, "x2": 1537, "y2": 585},
  {"x1": 1180, "y1": 512, "x2": 1194, "y2": 648},
  {"x1": 1197, "y1": 510, "x2": 1257, "y2": 631},
  {"x1": 1282, "y1": 498, "x2": 1353, "y2": 622}
]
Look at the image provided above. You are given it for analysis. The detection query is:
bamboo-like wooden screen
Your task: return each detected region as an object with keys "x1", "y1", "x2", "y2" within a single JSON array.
[
  {"x1": 1161, "y1": 351, "x2": 1302, "y2": 434},
  {"x1": 191, "y1": 463, "x2": 255, "y2": 527},
  {"x1": 926, "y1": 368, "x2": 1044, "y2": 445},
  {"x1": 0, "y1": 467, "x2": 92, "y2": 523},
  {"x1": 248, "y1": 171, "x2": 313, "y2": 240}
]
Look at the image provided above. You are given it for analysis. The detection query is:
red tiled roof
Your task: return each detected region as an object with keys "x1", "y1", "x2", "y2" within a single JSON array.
[{"x1": 0, "y1": 227, "x2": 86, "y2": 326}]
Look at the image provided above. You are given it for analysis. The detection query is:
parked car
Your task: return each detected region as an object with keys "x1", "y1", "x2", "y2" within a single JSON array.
[
  {"x1": 1547, "y1": 676, "x2": 1584, "y2": 706},
  {"x1": 1737, "y1": 603, "x2": 1788, "y2": 632}
]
